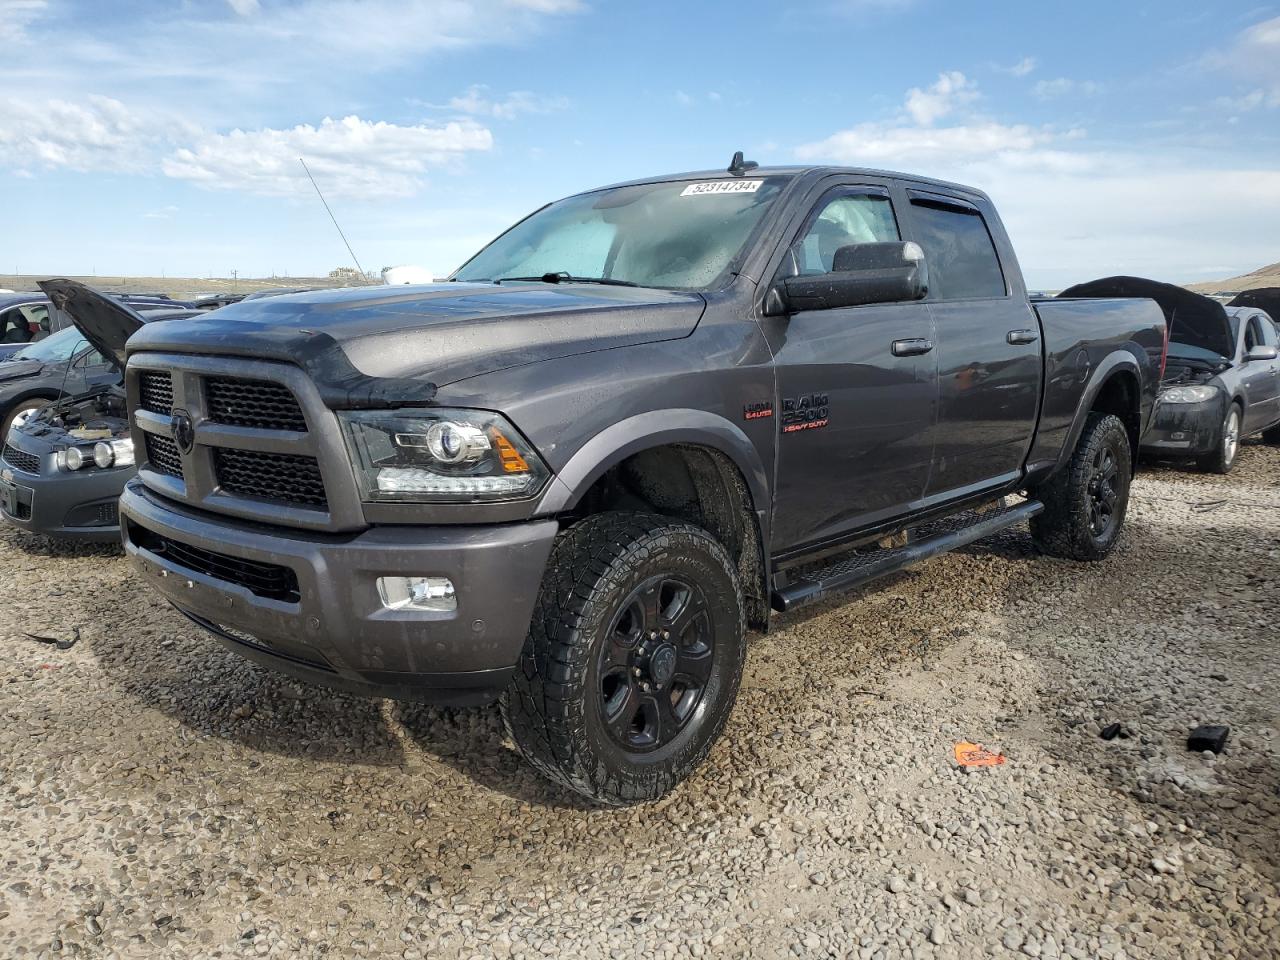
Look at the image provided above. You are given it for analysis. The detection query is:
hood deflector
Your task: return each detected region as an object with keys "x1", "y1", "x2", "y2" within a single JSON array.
[
  {"x1": 1058, "y1": 276, "x2": 1234, "y2": 360},
  {"x1": 37, "y1": 279, "x2": 438, "y2": 408}
]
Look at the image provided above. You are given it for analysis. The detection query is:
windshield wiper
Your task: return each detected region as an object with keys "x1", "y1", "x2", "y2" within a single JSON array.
[{"x1": 493, "y1": 272, "x2": 638, "y2": 287}]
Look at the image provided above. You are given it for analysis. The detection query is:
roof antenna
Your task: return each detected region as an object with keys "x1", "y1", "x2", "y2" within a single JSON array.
[
  {"x1": 298, "y1": 157, "x2": 370, "y2": 284},
  {"x1": 727, "y1": 151, "x2": 758, "y2": 176}
]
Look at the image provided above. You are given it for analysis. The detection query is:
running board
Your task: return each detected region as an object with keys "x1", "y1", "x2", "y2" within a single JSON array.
[{"x1": 770, "y1": 500, "x2": 1044, "y2": 612}]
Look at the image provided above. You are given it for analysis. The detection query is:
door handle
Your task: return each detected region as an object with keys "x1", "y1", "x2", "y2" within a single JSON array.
[
  {"x1": 892, "y1": 338, "x2": 934, "y2": 357},
  {"x1": 1007, "y1": 329, "x2": 1039, "y2": 345}
]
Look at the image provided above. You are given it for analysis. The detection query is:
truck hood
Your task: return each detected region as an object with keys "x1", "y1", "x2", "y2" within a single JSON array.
[
  {"x1": 38, "y1": 279, "x2": 145, "y2": 371},
  {"x1": 125, "y1": 282, "x2": 707, "y2": 408},
  {"x1": 1058, "y1": 276, "x2": 1234, "y2": 361}
]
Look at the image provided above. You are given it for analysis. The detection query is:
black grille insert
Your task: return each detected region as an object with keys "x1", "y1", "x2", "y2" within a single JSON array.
[
  {"x1": 138, "y1": 371, "x2": 174, "y2": 415},
  {"x1": 128, "y1": 522, "x2": 301, "y2": 604},
  {"x1": 144, "y1": 433, "x2": 184, "y2": 479},
  {"x1": 205, "y1": 377, "x2": 307, "y2": 432},
  {"x1": 2, "y1": 444, "x2": 40, "y2": 475},
  {"x1": 214, "y1": 448, "x2": 326, "y2": 508}
]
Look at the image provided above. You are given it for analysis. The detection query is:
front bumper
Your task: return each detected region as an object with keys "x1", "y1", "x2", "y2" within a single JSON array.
[
  {"x1": 0, "y1": 443, "x2": 130, "y2": 543},
  {"x1": 119, "y1": 480, "x2": 558, "y2": 705},
  {"x1": 1139, "y1": 395, "x2": 1224, "y2": 457}
]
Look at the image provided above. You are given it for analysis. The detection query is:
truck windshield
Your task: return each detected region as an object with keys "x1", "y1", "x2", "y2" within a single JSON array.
[{"x1": 454, "y1": 176, "x2": 791, "y2": 291}]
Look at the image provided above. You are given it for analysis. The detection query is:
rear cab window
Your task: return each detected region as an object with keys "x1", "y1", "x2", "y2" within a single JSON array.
[{"x1": 906, "y1": 192, "x2": 1007, "y2": 300}]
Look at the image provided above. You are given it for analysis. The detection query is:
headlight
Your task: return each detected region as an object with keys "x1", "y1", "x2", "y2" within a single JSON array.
[
  {"x1": 93, "y1": 438, "x2": 135, "y2": 469},
  {"x1": 339, "y1": 409, "x2": 550, "y2": 503},
  {"x1": 55, "y1": 446, "x2": 93, "y2": 471},
  {"x1": 1161, "y1": 385, "x2": 1218, "y2": 404}
]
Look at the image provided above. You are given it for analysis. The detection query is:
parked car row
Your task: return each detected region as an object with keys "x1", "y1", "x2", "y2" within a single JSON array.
[{"x1": 0, "y1": 160, "x2": 1273, "y2": 802}]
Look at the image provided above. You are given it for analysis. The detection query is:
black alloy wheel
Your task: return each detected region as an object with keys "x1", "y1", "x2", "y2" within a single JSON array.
[{"x1": 597, "y1": 575, "x2": 714, "y2": 752}]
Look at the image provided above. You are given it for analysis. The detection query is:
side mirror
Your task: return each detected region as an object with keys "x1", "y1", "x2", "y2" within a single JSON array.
[
  {"x1": 1245, "y1": 345, "x2": 1278, "y2": 362},
  {"x1": 770, "y1": 241, "x2": 928, "y2": 314}
]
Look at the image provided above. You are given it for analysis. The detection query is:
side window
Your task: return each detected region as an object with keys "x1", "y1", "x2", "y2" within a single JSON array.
[
  {"x1": 1245, "y1": 317, "x2": 1263, "y2": 352},
  {"x1": 1261, "y1": 317, "x2": 1279, "y2": 348},
  {"x1": 908, "y1": 199, "x2": 1006, "y2": 300},
  {"x1": 787, "y1": 192, "x2": 899, "y2": 277},
  {"x1": 20, "y1": 304, "x2": 50, "y2": 334}
]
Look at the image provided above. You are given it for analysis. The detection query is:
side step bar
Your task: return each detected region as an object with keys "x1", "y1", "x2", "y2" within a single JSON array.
[{"x1": 771, "y1": 500, "x2": 1044, "y2": 612}]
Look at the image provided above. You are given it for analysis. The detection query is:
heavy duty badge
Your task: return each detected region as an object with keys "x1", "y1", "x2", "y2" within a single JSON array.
[{"x1": 781, "y1": 393, "x2": 829, "y2": 433}]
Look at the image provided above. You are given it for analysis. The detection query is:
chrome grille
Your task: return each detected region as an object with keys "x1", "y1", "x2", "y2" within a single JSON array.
[
  {"x1": 138, "y1": 371, "x2": 174, "y2": 415},
  {"x1": 214, "y1": 448, "x2": 326, "y2": 508},
  {"x1": 205, "y1": 377, "x2": 307, "y2": 432},
  {"x1": 144, "y1": 433, "x2": 184, "y2": 479},
  {"x1": 1, "y1": 444, "x2": 40, "y2": 475}
]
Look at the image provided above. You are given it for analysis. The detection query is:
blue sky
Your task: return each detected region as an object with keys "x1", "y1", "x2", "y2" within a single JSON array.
[{"x1": 1, "y1": 0, "x2": 1278, "y2": 289}]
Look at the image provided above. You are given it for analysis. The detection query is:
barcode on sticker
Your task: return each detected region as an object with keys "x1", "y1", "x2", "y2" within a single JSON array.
[{"x1": 680, "y1": 180, "x2": 763, "y2": 197}]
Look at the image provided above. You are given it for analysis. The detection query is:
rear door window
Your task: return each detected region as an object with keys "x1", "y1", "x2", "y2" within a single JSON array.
[{"x1": 907, "y1": 197, "x2": 1006, "y2": 300}]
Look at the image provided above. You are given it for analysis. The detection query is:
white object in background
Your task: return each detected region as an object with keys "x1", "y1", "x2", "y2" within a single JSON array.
[{"x1": 382, "y1": 265, "x2": 436, "y2": 285}]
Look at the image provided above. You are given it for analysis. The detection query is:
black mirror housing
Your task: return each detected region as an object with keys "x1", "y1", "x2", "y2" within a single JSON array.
[{"x1": 776, "y1": 241, "x2": 928, "y2": 313}]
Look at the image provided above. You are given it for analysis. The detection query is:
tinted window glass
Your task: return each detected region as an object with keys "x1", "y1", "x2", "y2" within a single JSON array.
[
  {"x1": 909, "y1": 200, "x2": 1005, "y2": 300},
  {"x1": 787, "y1": 193, "x2": 900, "y2": 276},
  {"x1": 1261, "y1": 317, "x2": 1279, "y2": 348}
]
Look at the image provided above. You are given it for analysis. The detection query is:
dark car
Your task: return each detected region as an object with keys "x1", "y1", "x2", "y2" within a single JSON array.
[
  {"x1": 0, "y1": 293, "x2": 53, "y2": 359},
  {"x1": 190, "y1": 293, "x2": 246, "y2": 310},
  {"x1": 1062, "y1": 278, "x2": 1280, "y2": 472},
  {"x1": 0, "y1": 302, "x2": 203, "y2": 541},
  {"x1": 104, "y1": 161, "x2": 1168, "y2": 803}
]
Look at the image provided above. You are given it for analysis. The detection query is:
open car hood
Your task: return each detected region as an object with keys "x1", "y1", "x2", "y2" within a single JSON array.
[
  {"x1": 1058, "y1": 276, "x2": 1234, "y2": 361},
  {"x1": 37, "y1": 279, "x2": 144, "y2": 371},
  {"x1": 1228, "y1": 288, "x2": 1280, "y2": 321}
]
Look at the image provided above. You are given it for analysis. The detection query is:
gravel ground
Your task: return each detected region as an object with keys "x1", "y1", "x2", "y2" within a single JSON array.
[{"x1": 2, "y1": 445, "x2": 1277, "y2": 959}]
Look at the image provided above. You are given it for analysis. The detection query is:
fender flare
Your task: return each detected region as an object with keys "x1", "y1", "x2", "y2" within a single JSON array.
[
  {"x1": 1056, "y1": 350, "x2": 1142, "y2": 470},
  {"x1": 536, "y1": 408, "x2": 771, "y2": 524}
]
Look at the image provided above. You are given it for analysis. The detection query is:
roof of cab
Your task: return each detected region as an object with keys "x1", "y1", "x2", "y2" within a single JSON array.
[{"x1": 585, "y1": 165, "x2": 993, "y2": 203}]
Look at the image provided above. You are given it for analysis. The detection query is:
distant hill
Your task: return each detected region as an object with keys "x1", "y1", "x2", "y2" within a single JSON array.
[
  {"x1": 1187, "y1": 262, "x2": 1280, "y2": 295},
  {"x1": 0, "y1": 274, "x2": 351, "y2": 299}
]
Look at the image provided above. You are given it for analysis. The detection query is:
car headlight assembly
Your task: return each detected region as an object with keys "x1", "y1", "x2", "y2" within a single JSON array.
[
  {"x1": 340, "y1": 409, "x2": 550, "y2": 503},
  {"x1": 1161, "y1": 385, "x2": 1218, "y2": 404},
  {"x1": 93, "y1": 438, "x2": 135, "y2": 469},
  {"x1": 55, "y1": 446, "x2": 94, "y2": 471}
]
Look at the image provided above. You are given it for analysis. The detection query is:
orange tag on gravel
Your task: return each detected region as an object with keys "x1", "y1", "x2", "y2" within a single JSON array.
[{"x1": 954, "y1": 742, "x2": 1006, "y2": 766}]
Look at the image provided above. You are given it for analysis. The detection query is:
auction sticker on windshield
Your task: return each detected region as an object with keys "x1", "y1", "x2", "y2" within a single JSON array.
[{"x1": 681, "y1": 180, "x2": 763, "y2": 197}]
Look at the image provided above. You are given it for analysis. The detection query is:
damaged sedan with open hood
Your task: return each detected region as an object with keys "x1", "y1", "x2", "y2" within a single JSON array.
[
  {"x1": 0, "y1": 285, "x2": 202, "y2": 541},
  {"x1": 1060, "y1": 277, "x2": 1280, "y2": 473}
]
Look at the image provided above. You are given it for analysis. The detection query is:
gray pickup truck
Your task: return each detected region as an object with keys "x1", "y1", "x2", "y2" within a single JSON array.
[{"x1": 72, "y1": 160, "x2": 1167, "y2": 803}]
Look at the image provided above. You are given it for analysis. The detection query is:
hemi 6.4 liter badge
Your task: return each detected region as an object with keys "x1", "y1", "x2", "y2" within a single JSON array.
[
  {"x1": 781, "y1": 393, "x2": 829, "y2": 433},
  {"x1": 743, "y1": 401, "x2": 773, "y2": 421}
]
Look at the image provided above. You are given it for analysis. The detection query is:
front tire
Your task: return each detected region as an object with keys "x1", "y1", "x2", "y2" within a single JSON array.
[
  {"x1": 2, "y1": 398, "x2": 50, "y2": 440},
  {"x1": 501, "y1": 512, "x2": 747, "y2": 805},
  {"x1": 1030, "y1": 412, "x2": 1132, "y2": 561},
  {"x1": 1198, "y1": 403, "x2": 1241, "y2": 474}
]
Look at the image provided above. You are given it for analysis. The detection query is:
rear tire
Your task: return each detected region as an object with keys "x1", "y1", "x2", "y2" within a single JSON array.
[
  {"x1": 501, "y1": 512, "x2": 747, "y2": 805},
  {"x1": 1198, "y1": 403, "x2": 1241, "y2": 474},
  {"x1": 1031, "y1": 412, "x2": 1132, "y2": 561},
  {"x1": 2, "y1": 398, "x2": 50, "y2": 440}
]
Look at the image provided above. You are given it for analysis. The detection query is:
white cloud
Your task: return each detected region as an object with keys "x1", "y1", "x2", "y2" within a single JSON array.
[
  {"x1": 0, "y1": 0, "x2": 46, "y2": 41},
  {"x1": 904, "y1": 71, "x2": 977, "y2": 125},
  {"x1": 448, "y1": 85, "x2": 568, "y2": 120},
  {"x1": 1007, "y1": 57, "x2": 1037, "y2": 77},
  {"x1": 791, "y1": 72, "x2": 1280, "y2": 288},
  {"x1": 0, "y1": 95, "x2": 185, "y2": 172},
  {"x1": 161, "y1": 115, "x2": 493, "y2": 199},
  {"x1": 226, "y1": 0, "x2": 260, "y2": 15},
  {"x1": 1208, "y1": 15, "x2": 1280, "y2": 106},
  {"x1": 1033, "y1": 77, "x2": 1104, "y2": 99}
]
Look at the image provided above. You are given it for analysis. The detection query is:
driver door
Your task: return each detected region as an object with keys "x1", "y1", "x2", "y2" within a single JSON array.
[{"x1": 768, "y1": 184, "x2": 939, "y2": 552}]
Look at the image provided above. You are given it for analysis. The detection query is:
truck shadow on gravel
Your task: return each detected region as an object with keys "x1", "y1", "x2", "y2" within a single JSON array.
[{"x1": 1, "y1": 527, "x2": 122, "y2": 559}]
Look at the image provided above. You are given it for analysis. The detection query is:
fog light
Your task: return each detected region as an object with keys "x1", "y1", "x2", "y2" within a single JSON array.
[{"x1": 376, "y1": 576, "x2": 457, "y2": 612}]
